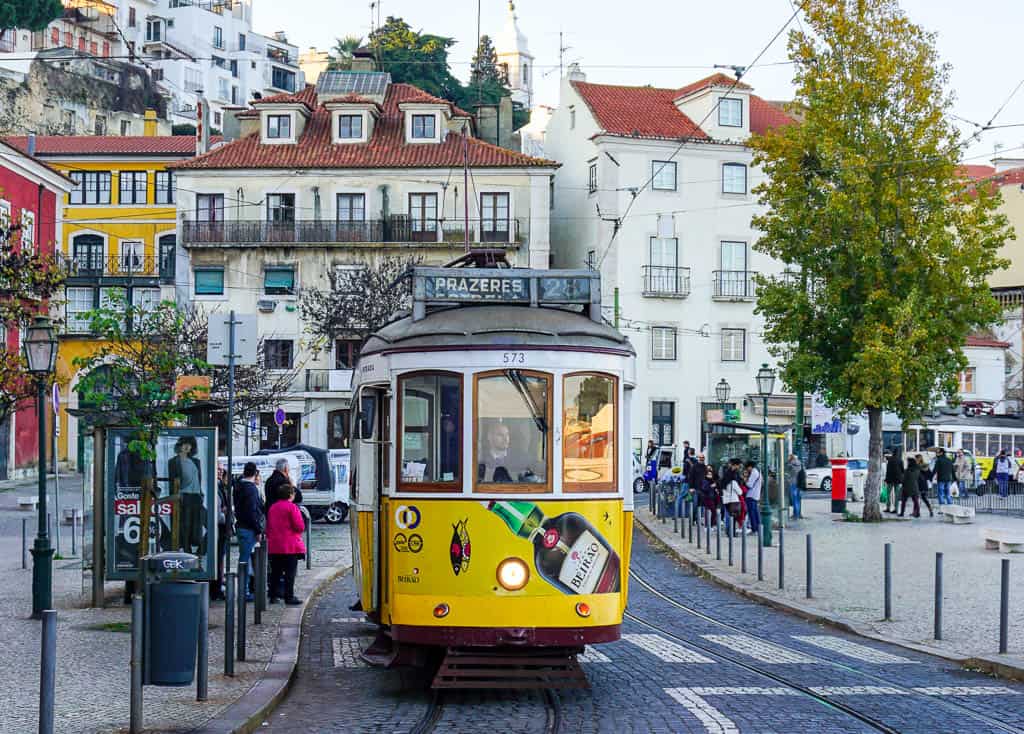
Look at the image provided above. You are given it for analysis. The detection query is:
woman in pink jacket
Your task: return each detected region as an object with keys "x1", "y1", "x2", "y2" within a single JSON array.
[{"x1": 266, "y1": 483, "x2": 306, "y2": 605}]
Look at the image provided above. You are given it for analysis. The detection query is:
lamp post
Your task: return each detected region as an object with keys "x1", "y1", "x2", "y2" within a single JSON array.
[
  {"x1": 25, "y1": 316, "x2": 58, "y2": 619},
  {"x1": 713, "y1": 378, "x2": 730, "y2": 462},
  {"x1": 756, "y1": 363, "x2": 775, "y2": 547}
]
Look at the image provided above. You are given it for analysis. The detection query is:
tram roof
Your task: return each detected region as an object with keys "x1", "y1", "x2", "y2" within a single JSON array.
[
  {"x1": 908, "y1": 414, "x2": 1024, "y2": 429},
  {"x1": 360, "y1": 304, "x2": 635, "y2": 357}
]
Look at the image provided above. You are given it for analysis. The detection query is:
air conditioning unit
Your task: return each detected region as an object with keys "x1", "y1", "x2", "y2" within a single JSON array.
[{"x1": 257, "y1": 299, "x2": 276, "y2": 313}]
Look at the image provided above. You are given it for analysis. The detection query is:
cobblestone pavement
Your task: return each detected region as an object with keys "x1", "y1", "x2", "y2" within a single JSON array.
[
  {"x1": 262, "y1": 527, "x2": 1024, "y2": 734},
  {"x1": 0, "y1": 473, "x2": 351, "y2": 734},
  {"x1": 641, "y1": 491, "x2": 1024, "y2": 661}
]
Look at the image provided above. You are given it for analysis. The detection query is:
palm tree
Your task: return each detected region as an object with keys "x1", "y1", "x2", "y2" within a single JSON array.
[{"x1": 329, "y1": 36, "x2": 364, "y2": 71}]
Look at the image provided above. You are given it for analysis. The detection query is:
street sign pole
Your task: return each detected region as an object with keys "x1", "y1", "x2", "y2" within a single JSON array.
[
  {"x1": 52, "y1": 383, "x2": 61, "y2": 558},
  {"x1": 274, "y1": 408, "x2": 285, "y2": 451},
  {"x1": 225, "y1": 311, "x2": 237, "y2": 573}
]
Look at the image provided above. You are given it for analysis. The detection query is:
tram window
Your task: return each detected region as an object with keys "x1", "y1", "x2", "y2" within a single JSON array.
[
  {"x1": 475, "y1": 370, "x2": 551, "y2": 492},
  {"x1": 962, "y1": 433, "x2": 974, "y2": 454},
  {"x1": 987, "y1": 433, "x2": 1002, "y2": 456},
  {"x1": 938, "y1": 432, "x2": 955, "y2": 449},
  {"x1": 563, "y1": 373, "x2": 617, "y2": 493},
  {"x1": 920, "y1": 430, "x2": 934, "y2": 450},
  {"x1": 398, "y1": 372, "x2": 462, "y2": 489},
  {"x1": 904, "y1": 431, "x2": 917, "y2": 453},
  {"x1": 1014, "y1": 435, "x2": 1024, "y2": 458}
]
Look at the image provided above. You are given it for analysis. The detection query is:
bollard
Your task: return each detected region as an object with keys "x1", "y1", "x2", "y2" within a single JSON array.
[
  {"x1": 672, "y1": 494, "x2": 678, "y2": 533},
  {"x1": 305, "y1": 522, "x2": 312, "y2": 571},
  {"x1": 71, "y1": 509, "x2": 77, "y2": 557},
  {"x1": 884, "y1": 543, "x2": 893, "y2": 621},
  {"x1": 697, "y1": 509, "x2": 702, "y2": 549},
  {"x1": 728, "y1": 520, "x2": 734, "y2": 566},
  {"x1": 778, "y1": 524, "x2": 785, "y2": 590},
  {"x1": 805, "y1": 534, "x2": 813, "y2": 599},
  {"x1": 224, "y1": 571, "x2": 236, "y2": 677},
  {"x1": 1000, "y1": 558, "x2": 1010, "y2": 655},
  {"x1": 715, "y1": 516, "x2": 721, "y2": 561},
  {"x1": 741, "y1": 523, "x2": 747, "y2": 574},
  {"x1": 688, "y1": 506, "x2": 694, "y2": 544},
  {"x1": 197, "y1": 582, "x2": 209, "y2": 702},
  {"x1": 39, "y1": 610, "x2": 56, "y2": 734},
  {"x1": 254, "y1": 545, "x2": 264, "y2": 626},
  {"x1": 22, "y1": 517, "x2": 27, "y2": 569},
  {"x1": 705, "y1": 512, "x2": 711, "y2": 555},
  {"x1": 47, "y1": 512, "x2": 51, "y2": 542},
  {"x1": 757, "y1": 527, "x2": 764, "y2": 581},
  {"x1": 130, "y1": 595, "x2": 143, "y2": 734},
  {"x1": 934, "y1": 552, "x2": 943, "y2": 641},
  {"x1": 236, "y1": 561, "x2": 247, "y2": 662}
]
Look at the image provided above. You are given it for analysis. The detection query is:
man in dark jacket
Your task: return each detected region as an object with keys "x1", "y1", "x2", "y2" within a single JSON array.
[
  {"x1": 899, "y1": 456, "x2": 921, "y2": 518},
  {"x1": 933, "y1": 448, "x2": 955, "y2": 506},
  {"x1": 233, "y1": 462, "x2": 264, "y2": 600},
  {"x1": 265, "y1": 458, "x2": 302, "y2": 515},
  {"x1": 687, "y1": 453, "x2": 707, "y2": 523},
  {"x1": 884, "y1": 451, "x2": 903, "y2": 514}
]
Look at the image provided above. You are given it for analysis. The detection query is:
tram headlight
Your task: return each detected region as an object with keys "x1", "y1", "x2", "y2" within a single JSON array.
[
  {"x1": 496, "y1": 557, "x2": 530, "y2": 591},
  {"x1": 575, "y1": 602, "x2": 591, "y2": 618}
]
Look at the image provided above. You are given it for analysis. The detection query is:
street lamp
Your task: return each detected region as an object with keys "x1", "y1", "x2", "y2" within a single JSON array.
[
  {"x1": 715, "y1": 378, "x2": 731, "y2": 405},
  {"x1": 24, "y1": 315, "x2": 57, "y2": 619},
  {"x1": 756, "y1": 363, "x2": 775, "y2": 546}
]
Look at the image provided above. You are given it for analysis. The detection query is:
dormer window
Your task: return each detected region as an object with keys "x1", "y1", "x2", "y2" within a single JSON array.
[
  {"x1": 719, "y1": 97, "x2": 743, "y2": 127},
  {"x1": 339, "y1": 114, "x2": 363, "y2": 139},
  {"x1": 267, "y1": 114, "x2": 292, "y2": 139},
  {"x1": 411, "y1": 114, "x2": 436, "y2": 139}
]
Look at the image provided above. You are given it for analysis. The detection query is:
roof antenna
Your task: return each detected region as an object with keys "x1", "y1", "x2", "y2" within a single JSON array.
[{"x1": 714, "y1": 63, "x2": 747, "y2": 80}]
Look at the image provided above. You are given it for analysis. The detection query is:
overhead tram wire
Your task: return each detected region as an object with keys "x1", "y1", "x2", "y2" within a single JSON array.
[{"x1": 595, "y1": 1, "x2": 807, "y2": 270}]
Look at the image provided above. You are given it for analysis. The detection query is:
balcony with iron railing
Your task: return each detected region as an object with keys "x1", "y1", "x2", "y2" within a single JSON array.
[
  {"x1": 62, "y1": 253, "x2": 175, "y2": 283},
  {"x1": 712, "y1": 270, "x2": 758, "y2": 300},
  {"x1": 305, "y1": 368, "x2": 354, "y2": 393},
  {"x1": 182, "y1": 217, "x2": 526, "y2": 247},
  {"x1": 642, "y1": 265, "x2": 691, "y2": 298}
]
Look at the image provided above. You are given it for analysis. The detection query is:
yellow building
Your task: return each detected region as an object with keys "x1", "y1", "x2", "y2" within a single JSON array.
[{"x1": 4, "y1": 122, "x2": 202, "y2": 470}]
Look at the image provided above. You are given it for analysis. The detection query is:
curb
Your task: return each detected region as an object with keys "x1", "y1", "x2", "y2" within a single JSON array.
[
  {"x1": 190, "y1": 564, "x2": 350, "y2": 734},
  {"x1": 634, "y1": 512, "x2": 1024, "y2": 682}
]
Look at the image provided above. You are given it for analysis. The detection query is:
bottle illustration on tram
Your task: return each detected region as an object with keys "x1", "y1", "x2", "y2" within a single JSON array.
[{"x1": 487, "y1": 500, "x2": 621, "y2": 595}]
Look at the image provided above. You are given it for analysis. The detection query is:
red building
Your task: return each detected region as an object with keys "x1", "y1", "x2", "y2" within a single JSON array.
[{"x1": 0, "y1": 139, "x2": 73, "y2": 479}]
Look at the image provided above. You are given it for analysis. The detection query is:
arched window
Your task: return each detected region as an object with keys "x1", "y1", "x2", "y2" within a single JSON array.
[
  {"x1": 158, "y1": 233, "x2": 176, "y2": 281},
  {"x1": 72, "y1": 233, "x2": 104, "y2": 275}
]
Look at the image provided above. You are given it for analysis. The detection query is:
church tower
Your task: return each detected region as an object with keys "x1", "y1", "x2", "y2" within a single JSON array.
[{"x1": 495, "y1": 1, "x2": 534, "y2": 108}]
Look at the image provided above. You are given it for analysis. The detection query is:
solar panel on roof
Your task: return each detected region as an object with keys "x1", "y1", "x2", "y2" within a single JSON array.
[{"x1": 316, "y1": 71, "x2": 391, "y2": 96}]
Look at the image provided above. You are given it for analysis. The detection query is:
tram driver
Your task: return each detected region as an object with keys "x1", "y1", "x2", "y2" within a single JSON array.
[{"x1": 479, "y1": 421, "x2": 538, "y2": 483}]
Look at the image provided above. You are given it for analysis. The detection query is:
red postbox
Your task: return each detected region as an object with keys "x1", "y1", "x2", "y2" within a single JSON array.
[{"x1": 830, "y1": 457, "x2": 848, "y2": 513}]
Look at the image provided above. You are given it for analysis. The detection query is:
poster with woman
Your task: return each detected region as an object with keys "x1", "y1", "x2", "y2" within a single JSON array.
[{"x1": 106, "y1": 427, "x2": 217, "y2": 581}]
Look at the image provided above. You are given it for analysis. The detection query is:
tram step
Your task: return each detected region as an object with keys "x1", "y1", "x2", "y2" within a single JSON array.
[{"x1": 432, "y1": 648, "x2": 590, "y2": 690}]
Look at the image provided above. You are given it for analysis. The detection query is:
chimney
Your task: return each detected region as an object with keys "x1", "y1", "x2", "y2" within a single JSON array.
[
  {"x1": 143, "y1": 109, "x2": 158, "y2": 137},
  {"x1": 567, "y1": 62, "x2": 585, "y2": 82},
  {"x1": 27, "y1": 134, "x2": 36, "y2": 157},
  {"x1": 498, "y1": 96, "x2": 514, "y2": 150},
  {"x1": 195, "y1": 94, "x2": 211, "y2": 155}
]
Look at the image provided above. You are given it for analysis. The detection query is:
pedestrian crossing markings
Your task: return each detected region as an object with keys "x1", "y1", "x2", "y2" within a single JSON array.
[
  {"x1": 578, "y1": 647, "x2": 611, "y2": 663},
  {"x1": 791, "y1": 635, "x2": 917, "y2": 664},
  {"x1": 622, "y1": 634, "x2": 714, "y2": 663},
  {"x1": 701, "y1": 634, "x2": 816, "y2": 664}
]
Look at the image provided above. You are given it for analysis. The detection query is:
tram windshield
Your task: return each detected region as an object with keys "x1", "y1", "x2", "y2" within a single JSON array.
[
  {"x1": 398, "y1": 372, "x2": 462, "y2": 488},
  {"x1": 563, "y1": 373, "x2": 617, "y2": 492},
  {"x1": 476, "y1": 370, "x2": 550, "y2": 490}
]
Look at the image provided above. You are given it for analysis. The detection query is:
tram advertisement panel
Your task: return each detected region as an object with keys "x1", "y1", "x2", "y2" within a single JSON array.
[
  {"x1": 105, "y1": 427, "x2": 217, "y2": 580},
  {"x1": 388, "y1": 498, "x2": 623, "y2": 596}
]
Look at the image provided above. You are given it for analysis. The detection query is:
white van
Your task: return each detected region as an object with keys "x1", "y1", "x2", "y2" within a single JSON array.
[{"x1": 218, "y1": 453, "x2": 302, "y2": 500}]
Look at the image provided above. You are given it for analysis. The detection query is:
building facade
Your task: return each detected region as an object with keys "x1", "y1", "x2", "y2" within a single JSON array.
[
  {"x1": 0, "y1": 139, "x2": 74, "y2": 478},
  {"x1": 4, "y1": 132, "x2": 202, "y2": 470},
  {"x1": 171, "y1": 71, "x2": 557, "y2": 456},
  {"x1": 545, "y1": 70, "x2": 796, "y2": 453}
]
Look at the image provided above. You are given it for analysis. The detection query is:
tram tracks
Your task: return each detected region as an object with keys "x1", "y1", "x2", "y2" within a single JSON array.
[
  {"x1": 409, "y1": 688, "x2": 561, "y2": 734},
  {"x1": 628, "y1": 569, "x2": 1024, "y2": 734}
]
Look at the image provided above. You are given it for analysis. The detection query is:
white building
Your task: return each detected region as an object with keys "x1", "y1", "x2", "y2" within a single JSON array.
[
  {"x1": 545, "y1": 69, "x2": 797, "y2": 453},
  {"x1": 130, "y1": 0, "x2": 304, "y2": 129},
  {"x1": 0, "y1": 1, "x2": 304, "y2": 132},
  {"x1": 171, "y1": 71, "x2": 557, "y2": 455}
]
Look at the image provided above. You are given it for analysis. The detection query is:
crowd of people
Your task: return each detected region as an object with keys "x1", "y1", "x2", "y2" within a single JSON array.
[
  {"x1": 214, "y1": 458, "x2": 308, "y2": 605},
  {"x1": 644, "y1": 440, "x2": 809, "y2": 535}
]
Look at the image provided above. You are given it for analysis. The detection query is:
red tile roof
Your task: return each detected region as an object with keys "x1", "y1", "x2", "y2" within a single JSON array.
[
  {"x1": 958, "y1": 164, "x2": 997, "y2": 180},
  {"x1": 966, "y1": 335, "x2": 1011, "y2": 349},
  {"x1": 572, "y1": 81, "x2": 709, "y2": 142},
  {"x1": 3, "y1": 135, "x2": 210, "y2": 156},
  {"x1": 674, "y1": 72, "x2": 753, "y2": 100},
  {"x1": 173, "y1": 83, "x2": 555, "y2": 171},
  {"x1": 252, "y1": 85, "x2": 316, "y2": 113},
  {"x1": 571, "y1": 78, "x2": 796, "y2": 142},
  {"x1": 988, "y1": 166, "x2": 1024, "y2": 186}
]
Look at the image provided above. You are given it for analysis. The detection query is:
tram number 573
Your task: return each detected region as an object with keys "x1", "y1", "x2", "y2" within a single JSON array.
[{"x1": 503, "y1": 352, "x2": 526, "y2": 365}]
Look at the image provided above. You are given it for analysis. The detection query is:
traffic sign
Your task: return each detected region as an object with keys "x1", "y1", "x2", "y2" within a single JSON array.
[
  {"x1": 207, "y1": 313, "x2": 257, "y2": 366},
  {"x1": 274, "y1": 408, "x2": 286, "y2": 427}
]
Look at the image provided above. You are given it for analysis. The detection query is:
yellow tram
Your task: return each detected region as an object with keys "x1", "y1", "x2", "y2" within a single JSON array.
[{"x1": 349, "y1": 263, "x2": 636, "y2": 683}]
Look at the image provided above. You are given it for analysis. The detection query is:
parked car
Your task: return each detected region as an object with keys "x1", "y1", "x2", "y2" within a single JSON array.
[
  {"x1": 804, "y1": 458, "x2": 870, "y2": 501},
  {"x1": 632, "y1": 454, "x2": 646, "y2": 494}
]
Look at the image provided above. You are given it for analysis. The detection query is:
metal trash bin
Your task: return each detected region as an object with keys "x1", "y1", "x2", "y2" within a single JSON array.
[{"x1": 143, "y1": 551, "x2": 202, "y2": 687}]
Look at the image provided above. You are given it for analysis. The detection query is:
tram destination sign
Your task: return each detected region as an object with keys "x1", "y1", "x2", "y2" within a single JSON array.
[{"x1": 423, "y1": 273, "x2": 531, "y2": 302}]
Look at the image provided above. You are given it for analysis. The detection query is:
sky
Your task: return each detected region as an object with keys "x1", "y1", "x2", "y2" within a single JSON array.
[{"x1": 255, "y1": 0, "x2": 1024, "y2": 164}]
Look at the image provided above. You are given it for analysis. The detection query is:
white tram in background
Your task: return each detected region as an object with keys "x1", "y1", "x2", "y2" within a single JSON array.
[
  {"x1": 901, "y1": 414, "x2": 1024, "y2": 475},
  {"x1": 347, "y1": 261, "x2": 637, "y2": 687}
]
